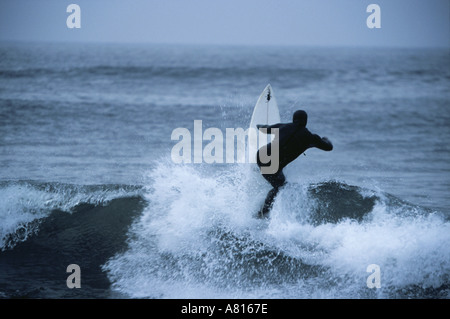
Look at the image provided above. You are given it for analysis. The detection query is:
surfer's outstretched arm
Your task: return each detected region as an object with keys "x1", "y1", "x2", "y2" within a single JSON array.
[{"x1": 311, "y1": 134, "x2": 333, "y2": 151}]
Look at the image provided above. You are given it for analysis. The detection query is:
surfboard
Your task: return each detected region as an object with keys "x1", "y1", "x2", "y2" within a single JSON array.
[{"x1": 248, "y1": 84, "x2": 281, "y2": 163}]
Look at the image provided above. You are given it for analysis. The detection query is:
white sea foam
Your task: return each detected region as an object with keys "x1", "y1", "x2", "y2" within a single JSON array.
[{"x1": 103, "y1": 160, "x2": 450, "y2": 298}]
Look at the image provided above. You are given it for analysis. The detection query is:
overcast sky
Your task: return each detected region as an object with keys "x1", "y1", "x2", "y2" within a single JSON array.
[{"x1": 0, "y1": 0, "x2": 449, "y2": 47}]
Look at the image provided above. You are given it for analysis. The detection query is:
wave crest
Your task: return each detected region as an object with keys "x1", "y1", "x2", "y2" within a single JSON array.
[{"x1": 0, "y1": 181, "x2": 142, "y2": 250}]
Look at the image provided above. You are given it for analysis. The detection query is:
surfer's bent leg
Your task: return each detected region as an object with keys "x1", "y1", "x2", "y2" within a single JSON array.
[
  {"x1": 257, "y1": 148, "x2": 286, "y2": 216},
  {"x1": 260, "y1": 170, "x2": 286, "y2": 215}
]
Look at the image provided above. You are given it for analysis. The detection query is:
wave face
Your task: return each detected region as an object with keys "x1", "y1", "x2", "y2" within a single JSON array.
[
  {"x1": 0, "y1": 181, "x2": 145, "y2": 298},
  {"x1": 103, "y1": 162, "x2": 450, "y2": 299}
]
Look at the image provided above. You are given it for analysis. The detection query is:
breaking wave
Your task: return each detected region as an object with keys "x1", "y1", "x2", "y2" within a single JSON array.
[{"x1": 103, "y1": 161, "x2": 450, "y2": 299}]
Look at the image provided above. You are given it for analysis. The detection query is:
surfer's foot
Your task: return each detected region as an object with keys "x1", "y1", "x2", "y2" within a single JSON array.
[
  {"x1": 258, "y1": 202, "x2": 272, "y2": 219},
  {"x1": 257, "y1": 210, "x2": 269, "y2": 219},
  {"x1": 257, "y1": 186, "x2": 281, "y2": 218}
]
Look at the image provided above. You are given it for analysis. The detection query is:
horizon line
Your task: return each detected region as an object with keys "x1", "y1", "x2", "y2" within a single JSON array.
[{"x1": 1, "y1": 38, "x2": 449, "y2": 50}]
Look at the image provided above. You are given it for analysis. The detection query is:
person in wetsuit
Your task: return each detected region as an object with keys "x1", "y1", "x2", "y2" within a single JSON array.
[{"x1": 256, "y1": 110, "x2": 333, "y2": 216}]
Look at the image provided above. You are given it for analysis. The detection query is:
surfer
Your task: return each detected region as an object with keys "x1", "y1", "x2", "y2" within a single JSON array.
[{"x1": 256, "y1": 110, "x2": 333, "y2": 216}]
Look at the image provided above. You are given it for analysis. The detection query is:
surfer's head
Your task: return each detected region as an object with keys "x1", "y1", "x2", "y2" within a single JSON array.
[{"x1": 293, "y1": 110, "x2": 307, "y2": 127}]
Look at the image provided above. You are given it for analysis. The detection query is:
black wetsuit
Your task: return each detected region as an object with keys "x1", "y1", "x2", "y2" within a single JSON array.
[{"x1": 256, "y1": 110, "x2": 333, "y2": 216}]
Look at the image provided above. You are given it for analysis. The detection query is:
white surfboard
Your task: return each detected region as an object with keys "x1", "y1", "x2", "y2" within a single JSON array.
[{"x1": 248, "y1": 84, "x2": 281, "y2": 163}]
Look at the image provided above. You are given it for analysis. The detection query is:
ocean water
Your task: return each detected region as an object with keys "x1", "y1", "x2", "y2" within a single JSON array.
[{"x1": 0, "y1": 42, "x2": 449, "y2": 299}]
